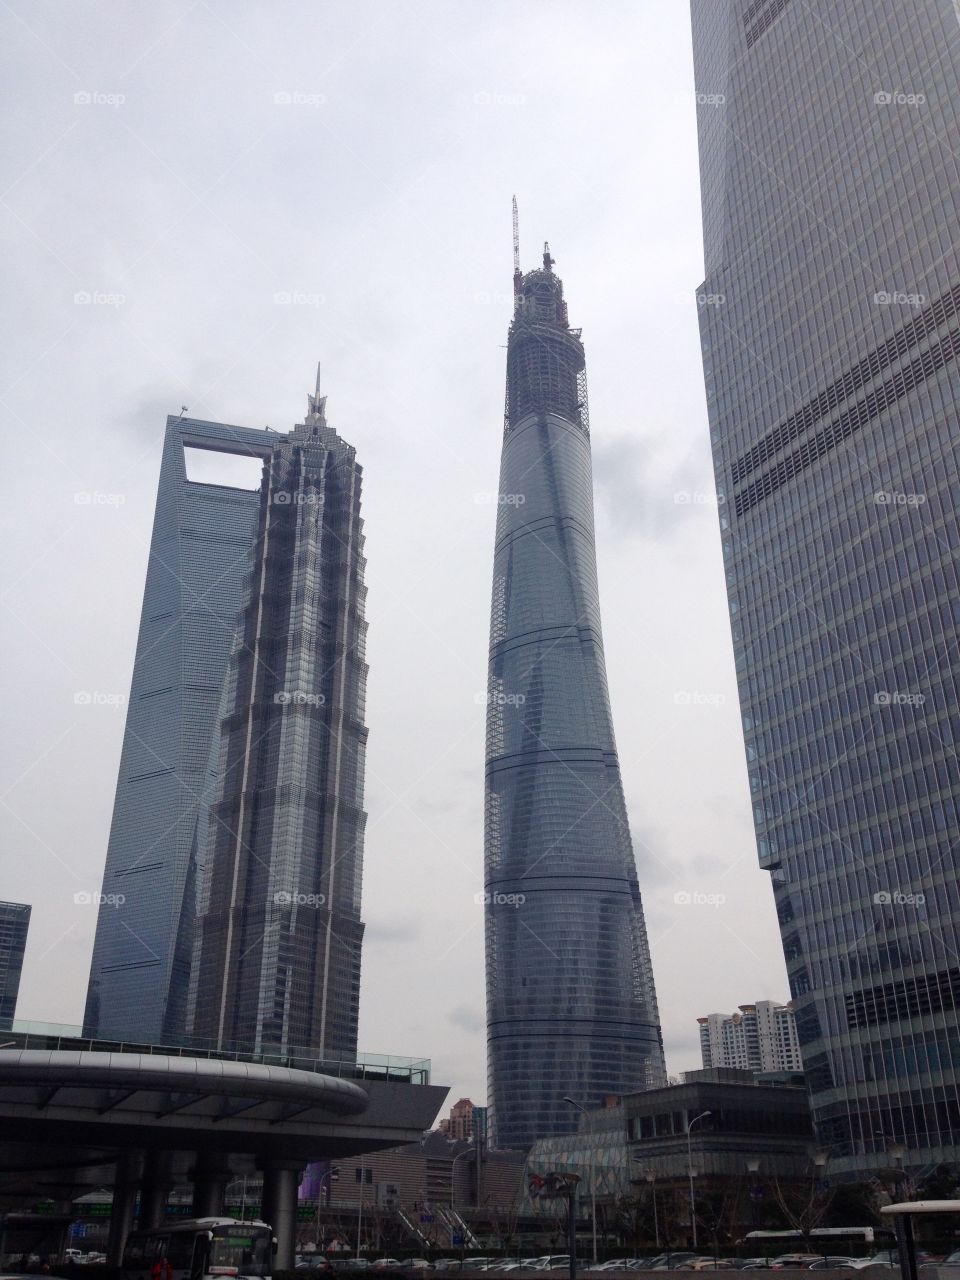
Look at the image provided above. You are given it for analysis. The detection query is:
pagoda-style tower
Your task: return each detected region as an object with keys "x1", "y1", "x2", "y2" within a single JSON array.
[
  {"x1": 484, "y1": 242, "x2": 665, "y2": 1148},
  {"x1": 188, "y1": 372, "x2": 367, "y2": 1059}
]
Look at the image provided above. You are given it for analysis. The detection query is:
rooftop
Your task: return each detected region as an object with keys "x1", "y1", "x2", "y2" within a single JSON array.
[{"x1": 7, "y1": 1020, "x2": 430, "y2": 1085}]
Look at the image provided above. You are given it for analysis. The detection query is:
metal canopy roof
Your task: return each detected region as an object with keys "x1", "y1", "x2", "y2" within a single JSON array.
[
  {"x1": 0, "y1": 1049, "x2": 449, "y2": 1186},
  {"x1": 881, "y1": 1201, "x2": 960, "y2": 1215}
]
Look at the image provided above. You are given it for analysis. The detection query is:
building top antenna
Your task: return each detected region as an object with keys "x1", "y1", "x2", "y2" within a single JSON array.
[{"x1": 512, "y1": 195, "x2": 521, "y2": 298}]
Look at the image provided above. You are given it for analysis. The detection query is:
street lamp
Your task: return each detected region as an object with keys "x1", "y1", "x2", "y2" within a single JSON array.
[
  {"x1": 646, "y1": 1173, "x2": 660, "y2": 1250},
  {"x1": 563, "y1": 1097, "x2": 598, "y2": 1265},
  {"x1": 315, "y1": 1167, "x2": 340, "y2": 1246},
  {"x1": 686, "y1": 1110, "x2": 711, "y2": 1251},
  {"x1": 746, "y1": 1160, "x2": 761, "y2": 1233}
]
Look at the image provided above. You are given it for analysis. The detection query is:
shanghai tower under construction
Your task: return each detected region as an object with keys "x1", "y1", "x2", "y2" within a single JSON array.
[{"x1": 483, "y1": 225, "x2": 665, "y2": 1149}]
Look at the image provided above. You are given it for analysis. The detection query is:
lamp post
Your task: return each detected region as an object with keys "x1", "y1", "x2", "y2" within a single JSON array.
[
  {"x1": 316, "y1": 1167, "x2": 339, "y2": 1246},
  {"x1": 563, "y1": 1096, "x2": 598, "y2": 1265},
  {"x1": 746, "y1": 1159, "x2": 761, "y2": 1235},
  {"x1": 686, "y1": 1110, "x2": 711, "y2": 1251},
  {"x1": 887, "y1": 1143, "x2": 908, "y2": 1198},
  {"x1": 646, "y1": 1173, "x2": 660, "y2": 1250}
]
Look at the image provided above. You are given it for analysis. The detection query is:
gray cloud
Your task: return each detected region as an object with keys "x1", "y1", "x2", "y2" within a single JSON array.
[{"x1": 1, "y1": 0, "x2": 788, "y2": 1104}]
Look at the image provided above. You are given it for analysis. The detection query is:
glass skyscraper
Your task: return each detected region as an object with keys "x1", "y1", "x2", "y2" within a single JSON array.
[
  {"x1": 0, "y1": 901, "x2": 30, "y2": 1030},
  {"x1": 188, "y1": 390, "x2": 367, "y2": 1059},
  {"x1": 84, "y1": 417, "x2": 271, "y2": 1043},
  {"x1": 85, "y1": 375, "x2": 367, "y2": 1059},
  {"x1": 484, "y1": 247, "x2": 665, "y2": 1150},
  {"x1": 692, "y1": 0, "x2": 960, "y2": 1173}
]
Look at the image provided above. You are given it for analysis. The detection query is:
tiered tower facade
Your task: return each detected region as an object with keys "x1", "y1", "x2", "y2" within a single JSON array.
[
  {"x1": 189, "y1": 386, "x2": 367, "y2": 1058},
  {"x1": 484, "y1": 246, "x2": 665, "y2": 1149}
]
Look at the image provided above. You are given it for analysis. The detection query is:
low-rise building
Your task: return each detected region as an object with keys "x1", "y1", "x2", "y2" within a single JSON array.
[{"x1": 524, "y1": 1069, "x2": 816, "y2": 1249}]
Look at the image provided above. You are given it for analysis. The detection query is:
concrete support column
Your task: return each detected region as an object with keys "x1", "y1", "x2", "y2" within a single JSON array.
[
  {"x1": 107, "y1": 1151, "x2": 142, "y2": 1267},
  {"x1": 259, "y1": 1158, "x2": 305, "y2": 1271},
  {"x1": 139, "y1": 1150, "x2": 174, "y2": 1230},
  {"x1": 192, "y1": 1151, "x2": 232, "y2": 1219}
]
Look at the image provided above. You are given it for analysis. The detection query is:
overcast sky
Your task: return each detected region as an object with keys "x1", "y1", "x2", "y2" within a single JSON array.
[{"x1": 0, "y1": 0, "x2": 788, "y2": 1108}]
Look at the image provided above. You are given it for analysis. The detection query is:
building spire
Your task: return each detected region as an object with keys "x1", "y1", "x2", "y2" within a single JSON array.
[
  {"x1": 306, "y1": 361, "x2": 327, "y2": 425},
  {"x1": 512, "y1": 195, "x2": 521, "y2": 298}
]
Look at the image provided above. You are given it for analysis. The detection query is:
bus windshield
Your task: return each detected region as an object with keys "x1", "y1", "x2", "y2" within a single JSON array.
[{"x1": 210, "y1": 1230, "x2": 272, "y2": 1277}]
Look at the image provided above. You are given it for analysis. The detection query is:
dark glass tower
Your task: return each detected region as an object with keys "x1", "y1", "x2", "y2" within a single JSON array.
[
  {"x1": 0, "y1": 901, "x2": 30, "y2": 1030},
  {"x1": 692, "y1": 0, "x2": 960, "y2": 1173},
  {"x1": 188, "y1": 384, "x2": 367, "y2": 1059},
  {"x1": 484, "y1": 245, "x2": 665, "y2": 1150},
  {"x1": 84, "y1": 416, "x2": 271, "y2": 1043}
]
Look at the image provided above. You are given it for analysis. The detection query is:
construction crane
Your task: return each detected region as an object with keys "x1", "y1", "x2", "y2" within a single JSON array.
[{"x1": 512, "y1": 194, "x2": 521, "y2": 297}]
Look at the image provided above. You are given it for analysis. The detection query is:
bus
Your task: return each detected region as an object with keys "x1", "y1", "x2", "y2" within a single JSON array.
[
  {"x1": 744, "y1": 1227, "x2": 895, "y2": 1254},
  {"x1": 122, "y1": 1218, "x2": 275, "y2": 1280}
]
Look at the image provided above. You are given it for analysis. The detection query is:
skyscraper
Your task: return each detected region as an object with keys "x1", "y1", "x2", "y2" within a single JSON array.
[
  {"x1": 483, "y1": 242, "x2": 665, "y2": 1150},
  {"x1": 85, "y1": 374, "x2": 367, "y2": 1058},
  {"x1": 84, "y1": 417, "x2": 272, "y2": 1042},
  {"x1": 188, "y1": 386, "x2": 367, "y2": 1058},
  {"x1": 692, "y1": 0, "x2": 960, "y2": 1172},
  {"x1": 0, "y1": 901, "x2": 30, "y2": 1029}
]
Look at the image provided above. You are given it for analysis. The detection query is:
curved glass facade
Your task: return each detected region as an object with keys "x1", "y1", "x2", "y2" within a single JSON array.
[
  {"x1": 484, "y1": 255, "x2": 665, "y2": 1150},
  {"x1": 692, "y1": 0, "x2": 960, "y2": 1173}
]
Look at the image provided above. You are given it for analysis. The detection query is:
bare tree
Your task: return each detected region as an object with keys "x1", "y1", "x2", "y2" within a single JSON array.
[{"x1": 771, "y1": 1169, "x2": 834, "y2": 1255}]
